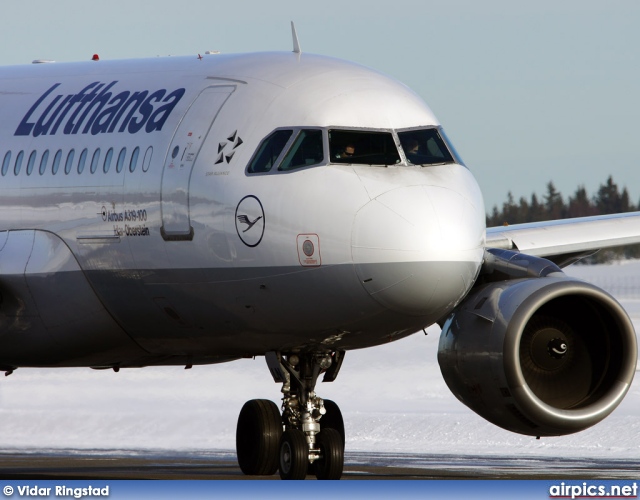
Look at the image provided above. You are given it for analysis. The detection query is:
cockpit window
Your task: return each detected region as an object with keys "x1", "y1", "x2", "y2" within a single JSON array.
[
  {"x1": 247, "y1": 129, "x2": 293, "y2": 173},
  {"x1": 438, "y1": 128, "x2": 465, "y2": 166},
  {"x1": 245, "y1": 126, "x2": 462, "y2": 175},
  {"x1": 329, "y1": 130, "x2": 401, "y2": 165},
  {"x1": 278, "y1": 129, "x2": 323, "y2": 171},
  {"x1": 398, "y1": 128, "x2": 455, "y2": 166}
]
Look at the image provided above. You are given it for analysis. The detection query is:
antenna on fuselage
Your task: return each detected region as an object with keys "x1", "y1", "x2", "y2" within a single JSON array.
[{"x1": 291, "y1": 21, "x2": 301, "y2": 54}]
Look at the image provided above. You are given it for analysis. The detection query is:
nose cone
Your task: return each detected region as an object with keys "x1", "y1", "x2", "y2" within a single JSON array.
[{"x1": 352, "y1": 185, "x2": 484, "y2": 317}]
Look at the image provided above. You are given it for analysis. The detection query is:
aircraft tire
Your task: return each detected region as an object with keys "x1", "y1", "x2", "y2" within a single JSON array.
[
  {"x1": 322, "y1": 399, "x2": 345, "y2": 449},
  {"x1": 308, "y1": 399, "x2": 345, "y2": 476},
  {"x1": 315, "y1": 428, "x2": 344, "y2": 480},
  {"x1": 278, "y1": 429, "x2": 308, "y2": 480},
  {"x1": 236, "y1": 399, "x2": 282, "y2": 475}
]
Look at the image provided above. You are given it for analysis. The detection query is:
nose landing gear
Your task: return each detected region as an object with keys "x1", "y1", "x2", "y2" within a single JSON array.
[{"x1": 236, "y1": 351, "x2": 345, "y2": 480}]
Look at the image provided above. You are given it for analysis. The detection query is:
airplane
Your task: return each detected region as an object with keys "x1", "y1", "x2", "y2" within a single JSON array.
[{"x1": 0, "y1": 24, "x2": 637, "y2": 480}]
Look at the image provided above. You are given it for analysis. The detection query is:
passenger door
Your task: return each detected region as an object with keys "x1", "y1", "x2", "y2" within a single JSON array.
[{"x1": 160, "y1": 85, "x2": 235, "y2": 240}]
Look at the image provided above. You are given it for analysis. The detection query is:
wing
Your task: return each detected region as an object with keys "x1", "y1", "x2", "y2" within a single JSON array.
[{"x1": 486, "y1": 211, "x2": 640, "y2": 266}]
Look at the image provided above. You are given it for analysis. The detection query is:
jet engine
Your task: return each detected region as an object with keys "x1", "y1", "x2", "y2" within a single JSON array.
[{"x1": 438, "y1": 250, "x2": 637, "y2": 437}]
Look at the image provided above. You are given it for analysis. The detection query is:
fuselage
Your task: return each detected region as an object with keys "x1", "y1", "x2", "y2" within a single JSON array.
[{"x1": 0, "y1": 51, "x2": 485, "y2": 367}]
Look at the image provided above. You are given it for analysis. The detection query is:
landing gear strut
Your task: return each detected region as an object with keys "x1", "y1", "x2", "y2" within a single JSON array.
[{"x1": 236, "y1": 350, "x2": 345, "y2": 480}]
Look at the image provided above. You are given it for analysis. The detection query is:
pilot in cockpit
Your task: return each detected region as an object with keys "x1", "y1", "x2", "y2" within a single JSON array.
[
  {"x1": 402, "y1": 137, "x2": 420, "y2": 163},
  {"x1": 335, "y1": 144, "x2": 356, "y2": 159}
]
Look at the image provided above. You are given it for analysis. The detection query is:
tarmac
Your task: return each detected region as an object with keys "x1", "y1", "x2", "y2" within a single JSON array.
[{"x1": 0, "y1": 450, "x2": 636, "y2": 480}]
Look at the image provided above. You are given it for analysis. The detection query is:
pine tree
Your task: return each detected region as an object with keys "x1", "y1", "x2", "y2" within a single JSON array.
[
  {"x1": 528, "y1": 193, "x2": 546, "y2": 222},
  {"x1": 544, "y1": 182, "x2": 564, "y2": 219},
  {"x1": 488, "y1": 205, "x2": 500, "y2": 227},
  {"x1": 621, "y1": 187, "x2": 632, "y2": 212},
  {"x1": 595, "y1": 176, "x2": 622, "y2": 214},
  {"x1": 501, "y1": 191, "x2": 518, "y2": 224},
  {"x1": 517, "y1": 196, "x2": 530, "y2": 223},
  {"x1": 568, "y1": 186, "x2": 596, "y2": 218}
]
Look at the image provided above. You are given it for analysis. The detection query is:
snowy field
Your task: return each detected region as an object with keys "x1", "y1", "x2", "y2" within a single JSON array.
[{"x1": 0, "y1": 261, "x2": 638, "y2": 460}]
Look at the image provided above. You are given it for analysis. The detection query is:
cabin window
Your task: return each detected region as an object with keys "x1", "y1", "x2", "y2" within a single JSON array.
[
  {"x1": 39, "y1": 150, "x2": 49, "y2": 175},
  {"x1": 52, "y1": 150, "x2": 62, "y2": 175},
  {"x1": 397, "y1": 128, "x2": 455, "y2": 166},
  {"x1": 64, "y1": 150, "x2": 75, "y2": 175},
  {"x1": 129, "y1": 147, "x2": 140, "y2": 172},
  {"x1": 142, "y1": 146, "x2": 153, "y2": 172},
  {"x1": 2, "y1": 151, "x2": 11, "y2": 176},
  {"x1": 116, "y1": 147, "x2": 126, "y2": 173},
  {"x1": 26, "y1": 151, "x2": 37, "y2": 176},
  {"x1": 247, "y1": 129, "x2": 293, "y2": 173},
  {"x1": 103, "y1": 148, "x2": 114, "y2": 173},
  {"x1": 14, "y1": 151, "x2": 24, "y2": 176},
  {"x1": 77, "y1": 149, "x2": 88, "y2": 174},
  {"x1": 329, "y1": 130, "x2": 400, "y2": 165},
  {"x1": 278, "y1": 129, "x2": 324, "y2": 171},
  {"x1": 90, "y1": 148, "x2": 101, "y2": 174}
]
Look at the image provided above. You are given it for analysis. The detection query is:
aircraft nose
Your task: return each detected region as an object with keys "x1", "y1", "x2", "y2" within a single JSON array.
[{"x1": 351, "y1": 185, "x2": 484, "y2": 317}]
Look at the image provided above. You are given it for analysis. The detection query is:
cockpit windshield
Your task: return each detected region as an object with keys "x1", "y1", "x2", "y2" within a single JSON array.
[
  {"x1": 278, "y1": 129, "x2": 324, "y2": 171},
  {"x1": 329, "y1": 130, "x2": 401, "y2": 165},
  {"x1": 397, "y1": 128, "x2": 456, "y2": 166},
  {"x1": 247, "y1": 129, "x2": 293, "y2": 173},
  {"x1": 247, "y1": 128, "x2": 324, "y2": 173},
  {"x1": 246, "y1": 126, "x2": 464, "y2": 175}
]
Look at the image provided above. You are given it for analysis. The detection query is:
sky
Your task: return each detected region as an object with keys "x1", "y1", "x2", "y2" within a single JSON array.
[{"x1": 1, "y1": 1, "x2": 639, "y2": 211}]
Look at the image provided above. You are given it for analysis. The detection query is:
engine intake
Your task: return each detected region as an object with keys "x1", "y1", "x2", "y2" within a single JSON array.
[{"x1": 438, "y1": 271, "x2": 637, "y2": 437}]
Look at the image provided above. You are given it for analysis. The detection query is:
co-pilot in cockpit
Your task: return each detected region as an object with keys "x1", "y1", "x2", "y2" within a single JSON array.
[{"x1": 397, "y1": 128, "x2": 458, "y2": 166}]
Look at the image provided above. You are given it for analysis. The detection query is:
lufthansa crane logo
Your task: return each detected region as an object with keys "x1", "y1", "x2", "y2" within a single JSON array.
[
  {"x1": 235, "y1": 195, "x2": 265, "y2": 247},
  {"x1": 236, "y1": 215, "x2": 263, "y2": 232}
]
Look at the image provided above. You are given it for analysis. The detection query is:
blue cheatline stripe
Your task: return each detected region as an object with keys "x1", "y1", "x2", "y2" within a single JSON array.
[{"x1": 1, "y1": 480, "x2": 637, "y2": 500}]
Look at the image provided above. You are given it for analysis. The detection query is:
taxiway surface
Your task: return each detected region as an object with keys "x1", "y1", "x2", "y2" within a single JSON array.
[{"x1": 0, "y1": 450, "x2": 637, "y2": 480}]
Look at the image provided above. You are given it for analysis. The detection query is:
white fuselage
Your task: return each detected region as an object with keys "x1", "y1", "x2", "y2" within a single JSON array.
[{"x1": 0, "y1": 52, "x2": 485, "y2": 368}]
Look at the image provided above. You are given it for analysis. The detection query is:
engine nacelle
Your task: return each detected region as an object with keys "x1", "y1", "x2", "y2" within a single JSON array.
[{"x1": 438, "y1": 275, "x2": 637, "y2": 436}]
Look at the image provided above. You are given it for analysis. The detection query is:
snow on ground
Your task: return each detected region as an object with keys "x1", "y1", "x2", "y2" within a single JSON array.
[{"x1": 0, "y1": 261, "x2": 638, "y2": 458}]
